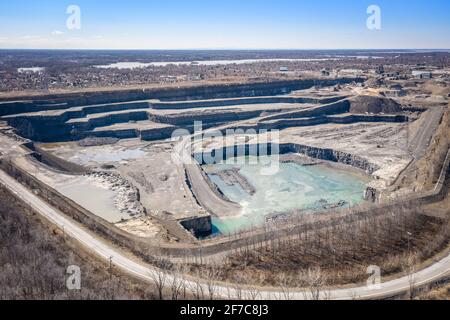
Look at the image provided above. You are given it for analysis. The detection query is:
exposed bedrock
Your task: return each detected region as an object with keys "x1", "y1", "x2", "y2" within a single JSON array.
[
  {"x1": 195, "y1": 142, "x2": 380, "y2": 174},
  {"x1": 88, "y1": 171, "x2": 145, "y2": 219},
  {"x1": 285, "y1": 144, "x2": 380, "y2": 173},
  {"x1": 7, "y1": 118, "x2": 72, "y2": 142},
  {"x1": 261, "y1": 99, "x2": 351, "y2": 121},
  {"x1": 223, "y1": 113, "x2": 408, "y2": 133},
  {"x1": 260, "y1": 114, "x2": 408, "y2": 131},
  {"x1": 68, "y1": 111, "x2": 149, "y2": 131},
  {"x1": 2, "y1": 95, "x2": 340, "y2": 127},
  {"x1": 150, "y1": 109, "x2": 265, "y2": 126},
  {"x1": 90, "y1": 125, "x2": 178, "y2": 141},
  {"x1": 150, "y1": 95, "x2": 345, "y2": 110},
  {"x1": 261, "y1": 95, "x2": 406, "y2": 122},
  {"x1": 2, "y1": 97, "x2": 315, "y2": 139},
  {"x1": 5, "y1": 99, "x2": 408, "y2": 143},
  {"x1": 6, "y1": 110, "x2": 150, "y2": 141},
  {"x1": 0, "y1": 78, "x2": 362, "y2": 116},
  {"x1": 7, "y1": 111, "x2": 408, "y2": 143}
]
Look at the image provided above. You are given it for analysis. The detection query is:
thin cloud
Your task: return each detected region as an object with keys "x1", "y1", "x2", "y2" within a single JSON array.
[{"x1": 20, "y1": 35, "x2": 41, "y2": 40}]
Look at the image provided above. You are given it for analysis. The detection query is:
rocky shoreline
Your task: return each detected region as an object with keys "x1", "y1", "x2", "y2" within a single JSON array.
[
  {"x1": 279, "y1": 153, "x2": 322, "y2": 166},
  {"x1": 265, "y1": 199, "x2": 349, "y2": 224}
]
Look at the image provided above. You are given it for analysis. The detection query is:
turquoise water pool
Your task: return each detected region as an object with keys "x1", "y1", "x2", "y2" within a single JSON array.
[{"x1": 205, "y1": 156, "x2": 370, "y2": 235}]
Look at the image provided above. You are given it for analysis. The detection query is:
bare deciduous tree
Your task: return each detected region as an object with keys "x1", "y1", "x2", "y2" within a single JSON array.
[
  {"x1": 402, "y1": 253, "x2": 418, "y2": 300},
  {"x1": 204, "y1": 266, "x2": 222, "y2": 300},
  {"x1": 300, "y1": 268, "x2": 327, "y2": 300},
  {"x1": 188, "y1": 270, "x2": 205, "y2": 300},
  {"x1": 169, "y1": 266, "x2": 184, "y2": 300},
  {"x1": 150, "y1": 268, "x2": 168, "y2": 300},
  {"x1": 248, "y1": 286, "x2": 262, "y2": 300},
  {"x1": 277, "y1": 273, "x2": 293, "y2": 300}
]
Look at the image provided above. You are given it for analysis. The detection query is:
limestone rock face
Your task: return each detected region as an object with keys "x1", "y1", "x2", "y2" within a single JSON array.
[{"x1": 288, "y1": 144, "x2": 380, "y2": 174}]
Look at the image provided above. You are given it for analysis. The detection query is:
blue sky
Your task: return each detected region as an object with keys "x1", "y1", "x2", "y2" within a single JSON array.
[{"x1": 0, "y1": 0, "x2": 449, "y2": 49}]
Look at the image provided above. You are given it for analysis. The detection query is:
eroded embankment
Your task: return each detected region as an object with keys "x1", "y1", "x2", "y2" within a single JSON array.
[{"x1": 408, "y1": 108, "x2": 450, "y2": 191}]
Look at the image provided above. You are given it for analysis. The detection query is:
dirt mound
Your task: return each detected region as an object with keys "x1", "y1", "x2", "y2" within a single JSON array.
[{"x1": 349, "y1": 95, "x2": 403, "y2": 114}]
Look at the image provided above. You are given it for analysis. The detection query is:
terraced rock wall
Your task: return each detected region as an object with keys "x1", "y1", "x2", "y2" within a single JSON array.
[{"x1": 0, "y1": 78, "x2": 362, "y2": 116}]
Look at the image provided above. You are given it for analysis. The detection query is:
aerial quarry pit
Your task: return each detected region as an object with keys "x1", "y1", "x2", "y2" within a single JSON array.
[{"x1": 1, "y1": 75, "x2": 449, "y2": 299}]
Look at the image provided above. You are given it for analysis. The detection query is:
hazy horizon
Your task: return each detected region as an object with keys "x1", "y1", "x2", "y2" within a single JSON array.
[{"x1": 1, "y1": 48, "x2": 450, "y2": 51}]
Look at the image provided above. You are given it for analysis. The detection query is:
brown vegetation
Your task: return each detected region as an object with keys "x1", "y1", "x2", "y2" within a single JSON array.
[
  {"x1": 417, "y1": 281, "x2": 450, "y2": 300},
  {"x1": 0, "y1": 185, "x2": 156, "y2": 300},
  {"x1": 186, "y1": 206, "x2": 450, "y2": 289}
]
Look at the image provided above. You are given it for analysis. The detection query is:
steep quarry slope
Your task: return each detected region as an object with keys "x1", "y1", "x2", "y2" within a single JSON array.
[
  {"x1": 348, "y1": 95, "x2": 403, "y2": 114},
  {"x1": 0, "y1": 97, "x2": 345, "y2": 142},
  {"x1": 409, "y1": 107, "x2": 450, "y2": 191}
]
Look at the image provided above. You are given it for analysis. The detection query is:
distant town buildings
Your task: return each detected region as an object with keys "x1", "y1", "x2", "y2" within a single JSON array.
[
  {"x1": 383, "y1": 83, "x2": 406, "y2": 97},
  {"x1": 321, "y1": 68, "x2": 331, "y2": 77},
  {"x1": 375, "y1": 65, "x2": 385, "y2": 75},
  {"x1": 1, "y1": 51, "x2": 448, "y2": 93},
  {"x1": 412, "y1": 70, "x2": 432, "y2": 79}
]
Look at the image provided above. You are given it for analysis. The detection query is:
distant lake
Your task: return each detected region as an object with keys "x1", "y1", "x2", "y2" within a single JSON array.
[
  {"x1": 17, "y1": 67, "x2": 45, "y2": 73},
  {"x1": 94, "y1": 58, "x2": 339, "y2": 70}
]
